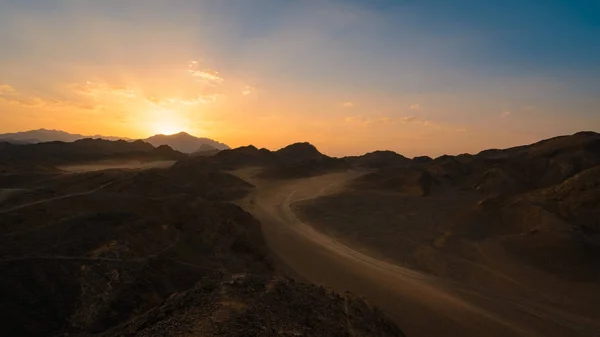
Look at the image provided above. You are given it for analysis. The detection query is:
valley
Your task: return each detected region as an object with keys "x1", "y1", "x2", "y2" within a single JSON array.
[{"x1": 0, "y1": 131, "x2": 599, "y2": 336}]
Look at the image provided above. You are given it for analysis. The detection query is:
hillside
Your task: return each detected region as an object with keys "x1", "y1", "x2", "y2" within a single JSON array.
[
  {"x1": 0, "y1": 139, "x2": 185, "y2": 173},
  {"x1": 177, "y1": 142, "x2": 348, "y2": 179},
  {"x1": 0, "y1": 151, "x2": 404, "y2": 337},
  {"x1": 145, "y1": 132, "x2": 229, "y2": 153},
  {"x1": 0, "y1": 129, "x2": 230, "y2": 154},
  {"x1": 0, "y1": 129, "x2": 129, "y2": 144},
  {"x1": 295, "y1": 131, "x2": 600, "y2": 318}
]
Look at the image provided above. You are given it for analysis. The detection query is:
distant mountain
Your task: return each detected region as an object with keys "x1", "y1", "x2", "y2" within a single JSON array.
[
  {"x1": 176, "y1": 142, "x2": 347, "y2": 179},
  {"x1": 0, "y1": 138, "x2": 185, "y2": 172},
  {"x1": 190, "y1": 143, "x2": 221, "y2": 157},
  {"x1": 345, "y1": 150, "x2": 411, "y2": 168},
  {"x1": 0, "y1": 128, "x2": 129, "y2": 144},
  {"x1": 0, "y1": 129, "x2": 230, "y2": 153},
  {"x1": 145, "y1": 132, "x2": 229, "y2": 153}
]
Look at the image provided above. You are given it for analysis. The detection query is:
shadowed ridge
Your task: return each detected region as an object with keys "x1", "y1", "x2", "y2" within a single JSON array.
[
  {"x1": 346, "y1": 150, "x2": 410, "y2": 168},
  {"x1": 260, "y1": 144, "x2": 347, "y2": 179},
  {"x1": 0, "y1": 138, "x2": 185, "y2": 172},
  {"x1": 191, "y1": 144, "x2": 221, "y2": 157},
  {"x1": 274, "y1": 142, "x2": 326, "y2": 163},
  {"x1": 412, "y1": 155, "x2": 433, "y2": 163},
  {"x1": 145, "y1": 132, "x2": 229, "y2": 153}
]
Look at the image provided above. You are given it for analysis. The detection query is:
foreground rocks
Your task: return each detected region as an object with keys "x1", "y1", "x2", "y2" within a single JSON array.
[
  {"x1": 99, "y1": 274, "x2": 404, "y2": 337},
  {"x1": 0, "y1": 163, "x2": 404, "y2": 337}
]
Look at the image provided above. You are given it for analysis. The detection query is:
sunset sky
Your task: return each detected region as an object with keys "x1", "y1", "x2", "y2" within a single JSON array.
[{"x1": 1, "y1": 0, "x2": 599, "y2": 157}]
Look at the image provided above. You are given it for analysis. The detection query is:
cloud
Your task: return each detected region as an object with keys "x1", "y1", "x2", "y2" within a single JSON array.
[
  {"x1": 501, "y1": 110, "x2": 511, "y2": 117},
  {"x1": 72, "y1": 81, "x2": 136, "y2": 98},
  {"x1": 400, "y1": 116, "x2": 418, "y2": 123},
  {"x1": 188, "y1": 61, "x2": 224, "y2": 83},
  {"x1": 344, "y1": 115, "x2": 372, "y2": 126},
  {"x1": 409, "y1": 103, "x2": 421, "y2": 111},
  {"x1": 342, "y1": 101, "x2": 355, "y2": 108},
  {"x1": 344, "y1": 115, "x2": 390, "y2": 126},
  {"x1": 146, "y1": 94, "x2": 218, "y2": 107},
  {"x1": 344, "y1": 113, "x2": 438, "y2": 128},
  {"x1": 0, "y1": 84, "x2": 95, "y2": 110},
  {"x1": 0, "y1": 84, "x2": 17, "y2": 95},
  {"x1": 177, "y1": 95, "x2": 218, "y2": 105},
  {"x1": 242, "y1": 85, "x2": 256, "y2": 96}
]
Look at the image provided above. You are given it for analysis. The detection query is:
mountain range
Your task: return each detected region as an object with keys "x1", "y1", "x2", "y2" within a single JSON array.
[
  {"x1": 0, "y1": 131, "x2": 599, "y2": 336},
  {"x1": 0, "y1": 129, "x2": 229, "y2": 153}
]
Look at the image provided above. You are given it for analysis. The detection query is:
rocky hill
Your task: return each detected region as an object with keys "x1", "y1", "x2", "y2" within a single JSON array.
[
  {"x1": 145, "y1": 132, "x2": 229, "y2": 153},
  {"x1": 0, "y1": 139, "x2": 185, "y2": 173},
  {"x1": 176, "y1": 142, "x2": 347, "y2": 179},
  {"x1": 296, "y1": 131, "x2": 600, "y2": 303},
  {"x1": 101, "y1": 274, "x2": 404, "y2": 337},
  {"x1": 0, "y1": 152, "x2": 404, "y2": 336},
  {"x1": 0, "y1": 129, "x2": 230, "y2": 154}
]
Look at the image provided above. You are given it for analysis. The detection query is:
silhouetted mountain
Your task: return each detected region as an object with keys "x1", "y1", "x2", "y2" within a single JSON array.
[
  {"x1": 176, "y1": 142, "x2": 348, "y2": 179},
  {"x1": 0, "y1": 138, "x2": 185, "y2": 171},
  {"x1": 346, "y1": 150, "x2": 411, "y2": 168},
  {"x1": 145, "y1": 132, "x2": 229, "y2": 153},
  {"x1": 190, "y1": 143, "x2": 221, "y2": 157},
  {"x1": 0, "y1": 129, "x2": 230, "y2": 154},
  {"x1": 0, "y1": 128, "x2": 129, "y2": 144},
  {"x1": 412, "y1": 155, "x2": 433, "y2": 163},
  {"x1": 274, "y1": 142, "x2": 326, "y2": 163}
]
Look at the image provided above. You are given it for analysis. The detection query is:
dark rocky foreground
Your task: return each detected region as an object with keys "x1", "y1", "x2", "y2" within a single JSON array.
[
  {"x1": 99, "y1": 274, "x2": 404, "y2": 337},
  {"x1": 0, "y1": 146, "x2": 404, "y2": 337}
]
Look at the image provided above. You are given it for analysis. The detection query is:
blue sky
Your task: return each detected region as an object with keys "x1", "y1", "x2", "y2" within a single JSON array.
[{"x1": 0, "y1": 0, "x2": 598, "y2": 156}]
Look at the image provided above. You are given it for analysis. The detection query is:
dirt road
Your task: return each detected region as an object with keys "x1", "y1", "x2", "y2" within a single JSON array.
[{"x1": 234, "y1": 169, "x2": 600, "y2": 337}]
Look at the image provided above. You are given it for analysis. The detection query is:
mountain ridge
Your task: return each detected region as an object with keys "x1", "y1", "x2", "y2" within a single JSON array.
[{"x1": 0, "y1": 129, "x2": 230, "y2": 153}]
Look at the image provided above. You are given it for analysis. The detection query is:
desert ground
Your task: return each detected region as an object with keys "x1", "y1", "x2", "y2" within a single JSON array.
[
  {"x1": 1, "y1": 132, "x2": 599, "y2": 336},
  {"x1": 232, "y1": 168, "x2": 600, "y2": 337}
]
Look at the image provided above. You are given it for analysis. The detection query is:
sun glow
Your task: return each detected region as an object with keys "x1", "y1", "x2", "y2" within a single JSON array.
[{"x1": 151, "y1": 111, "x2": 188, "y2": 135}]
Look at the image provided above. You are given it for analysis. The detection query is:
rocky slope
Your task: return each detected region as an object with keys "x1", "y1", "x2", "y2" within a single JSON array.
[
  {"x1": 0, "y1": 153, "x2": 404, "y2": 336},
  {"x1": 0, "y1": 139, "x2": 185, "y2": 172},
  {"x1": 100, "y1": 274, "x2": 404, "y2": 337},
  {"x1": 296, "y1": 131, "x2": 600, "y2": 304}
]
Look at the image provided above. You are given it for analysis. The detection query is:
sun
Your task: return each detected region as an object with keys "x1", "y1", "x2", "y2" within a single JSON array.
[{"x1": 151, "y1": 112, "x2": 188, "y2": 135}]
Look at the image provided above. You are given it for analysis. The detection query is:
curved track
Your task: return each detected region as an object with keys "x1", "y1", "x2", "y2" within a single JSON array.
[{"x1": 234, "y1": 170, "x2": 600, "y2": 337}]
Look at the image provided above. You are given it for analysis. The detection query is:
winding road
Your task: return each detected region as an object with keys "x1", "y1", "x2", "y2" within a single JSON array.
[{"x1": 234, "y1": 169, "x2": 600, "y2": 337}]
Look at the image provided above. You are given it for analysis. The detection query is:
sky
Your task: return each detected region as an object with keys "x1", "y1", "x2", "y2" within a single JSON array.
[{"x1": 0, "y1": 0, "x2": 599, "y2": 157}]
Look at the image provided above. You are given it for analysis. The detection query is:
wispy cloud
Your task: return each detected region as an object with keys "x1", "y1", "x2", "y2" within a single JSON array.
[
  {"x1": 72, "y1": 81, "x2": 136, "y2": 98},
  {"x1": 501, "y1": 110, "x2": 511, "y2": 118},
  {"x1": 0, "y1": 84, "x2": 95, "y2": 110},
  {"x1": 0, "y1": 84, "x2": 17, "y2": 95},
  {"x1": 522, "y1": 106, "x2": 536, "y2": 112},
  {"x1": 242, "y1": 85, "x2": 256, "y2": 96},
  {"x1": 188, "y1": 61, "x2": 224, "y2": 83},
  {"x1": 410, "y1": 103, "x2": 421, "y2": 111},
  {"x1": 342, "y1": 101, "x2": 355, "y2": 108},
  {"x1": 344, "y1": 113, "x2": 438, "y2": 128},
  {"x1": 146, "y1": 94, "x2": 218, "y2": 107}
]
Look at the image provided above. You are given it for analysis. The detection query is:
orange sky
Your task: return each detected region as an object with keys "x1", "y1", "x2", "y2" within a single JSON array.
[{"x1": 1, "y1": 1, "x2": 598, "y2": 158}]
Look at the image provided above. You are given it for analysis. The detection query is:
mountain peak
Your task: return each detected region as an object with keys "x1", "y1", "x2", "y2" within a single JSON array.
[
  {"x1": 145, "y1": 132, "x2": 229, "y2": 153},
  {"x1": 275, "y1": 142, "x2": 325, "y2": 162}
]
